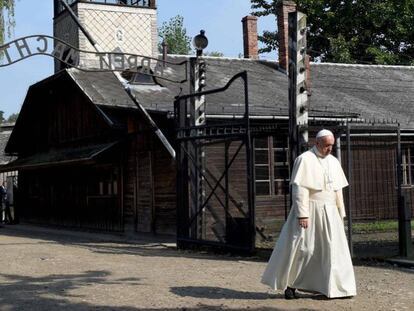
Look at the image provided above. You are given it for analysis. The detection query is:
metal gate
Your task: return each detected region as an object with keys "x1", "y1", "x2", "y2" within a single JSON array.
[
  {"x1": 307, "y1": 120, "x2": 412, "y2": 258},
  {"x1": 256, "y1": 119, "x2": 412, "y2": 258},
  {"x1": 174, "y1": 71, "x2": 256, "y2": 253}
]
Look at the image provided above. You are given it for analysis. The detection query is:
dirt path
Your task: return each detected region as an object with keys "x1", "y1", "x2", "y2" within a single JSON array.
[{"x1": 0, "y1": 225, "x2": 413, "y2": 311}]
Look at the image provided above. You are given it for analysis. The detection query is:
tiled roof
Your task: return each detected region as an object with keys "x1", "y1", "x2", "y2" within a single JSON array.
[
  {"x1": 312, "y1": 63, "x2": 414, "y2": 127},
  {"x1": 64, "y1": 57, "x2": 414, "y2": 128},
  {"x1": 0, "y1": 128, "x2": 14, "y2": 165}
]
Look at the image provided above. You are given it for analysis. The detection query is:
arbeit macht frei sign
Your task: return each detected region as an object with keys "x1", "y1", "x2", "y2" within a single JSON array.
[{"x1": 0, "y1": 35, "x2": 187, "y2": 83}]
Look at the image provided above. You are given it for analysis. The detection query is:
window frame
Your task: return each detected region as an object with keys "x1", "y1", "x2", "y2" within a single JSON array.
[
  {"x1": 254, "y1": 136, "x2": 290, "y2": 196},
  {"x1": 401, "y1": 146, "x2": 414, "y2": 187}
]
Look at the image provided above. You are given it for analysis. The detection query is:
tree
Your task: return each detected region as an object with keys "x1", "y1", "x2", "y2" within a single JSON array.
[
  {"x1": 0, "y1": 110, "x2": 4, "y2": 124},
  {"x1": 0, "y1": 0, "x2": 15, "y2": 46},
  {"x1": 6, "y1": 112, "x2": 18, "y2": 123},
  {"x1": 204, "y1": 51, "x2": 224, "y2": 57},
  {"x1": 251, "y1": 0, "x2": 414, "y2": 65},
  {"x1": 158, "y1": 15, "x2": 192, "y2": 55}
]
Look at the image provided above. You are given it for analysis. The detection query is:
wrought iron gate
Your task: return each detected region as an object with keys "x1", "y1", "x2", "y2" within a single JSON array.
[{"x1": 174, "y1": 71, "x2": 256, "y2": 253}]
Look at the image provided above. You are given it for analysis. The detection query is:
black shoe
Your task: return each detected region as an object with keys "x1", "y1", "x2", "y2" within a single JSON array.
[{"x1": 284, "y1": 287, "x2": 297, "y2": 299}]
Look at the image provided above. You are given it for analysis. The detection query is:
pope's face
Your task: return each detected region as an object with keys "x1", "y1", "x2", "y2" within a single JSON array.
[{"x1": 316, "y1": 135, "x2": 335, "y2": 157}]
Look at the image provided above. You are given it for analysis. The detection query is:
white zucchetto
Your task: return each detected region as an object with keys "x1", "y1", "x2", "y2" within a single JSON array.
[{"x1": 316, "y1": 129, "x2": 334, "y2": 139}]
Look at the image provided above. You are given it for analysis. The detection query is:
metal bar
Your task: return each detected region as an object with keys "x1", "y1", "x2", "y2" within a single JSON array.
[
  {"x1": 225, "y1": 141, "x2": 230, "y2": 232},
  {"x1": 59, "y1": 0, "x2": 176, "y2": 159},
  {"x1": 176, "y1": 132, "x2": 247, "y2": 142},
  {"x1": 59, "y1": 0, "x2": 97, "y2": 46},
  {"x1": 175, "y1": 98, "x2": 189, "y2": 241},
  {"x1": 179, "y1": 144, "x2": 230, "y2": 213},
  {"x1": 181, "y1": 143, "x2": 269, "y2": 241},
  {"x1": 176, "y1": 122, "x2": 246, "y2": 131},
  {"x1": 243, "y1": 72, "x2": 256, "y2": 252},
  {"x1": 204, "y1": 168, "x2": 269, "y2": 241},
  {"x1": 346, "y1": 122, "x2": 354, "y2": 257},
  {"x1": 199, "y1": 137, "x2": 245, "y2": 147},
  {"x1": 175, "y1": 71, "x2": 248, "y2": 102},
  {"x1": 188, "y1": 142, "x2": 245, "y2": 226},
  {"x1": 397, "y1": 125, "x2": 413, "y2": 257}
]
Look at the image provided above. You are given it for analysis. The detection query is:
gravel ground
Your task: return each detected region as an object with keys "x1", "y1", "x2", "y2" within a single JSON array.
[{"x1": 0, "y1": 225, "x2": 413, "y2": 311}]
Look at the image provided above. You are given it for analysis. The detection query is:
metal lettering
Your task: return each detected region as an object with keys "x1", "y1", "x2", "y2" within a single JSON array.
[
  {"x1": 0, "y1": 35, "x2": 187, "y2": 83},
  {"x1": 14, "y1": 38, "x2": 32, "y2": 58},
  {"x1": 97, "y1": 53, "x2": 111, "y2": 70},
  {"x1": 36, "y1": 36, "x2": 48, "y2": 53},
  {"x1": 127, "y1": 55, "x2": 138, "y2": 70},
  {"x1": 112, "y1": 53, "x2": 125, "y2": 70},
  {"x1": 141, "y1": 57, "x2": 151, "y2": 74},
  {"x1": 64, "y1": 48, "x2": 79, "y2": 66},
  {"x1": 52, "y1": 42, "x2": 66, "y2": 60},
  {"x1": 0, "y1": 44, "x2": 12, "y2": 64}
]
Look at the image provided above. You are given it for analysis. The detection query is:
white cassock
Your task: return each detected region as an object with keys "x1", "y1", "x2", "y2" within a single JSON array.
[{"x1": 261, "y1": 146, "x2": 357, "y2": 298}]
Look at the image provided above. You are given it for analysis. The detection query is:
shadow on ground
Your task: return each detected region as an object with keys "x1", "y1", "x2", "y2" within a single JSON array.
[
  {"x1": 0, "y1": 225, "x2": 248, "y2": 262},
  {"x1": 171, "y1": 286, "x2": 280, "y2": 300},
  {"x1": 0, "y1": 269, "x2": 321, "y2": 311}
]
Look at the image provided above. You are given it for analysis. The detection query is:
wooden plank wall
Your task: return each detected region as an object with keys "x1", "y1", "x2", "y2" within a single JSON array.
[
  {"x1": 136, "y1": 150, "x2": 153, "y2": 233},
  {"x1": 12, "y1": 76, "x2": 111, "y2": 156},
  {"x1": 341, "y1": 138, "x2": 400, "y2": 220},
  {"x1": 123, "y1": 137, "x2": 138, "y2": 232},
  {"x1": 17, "y1": 166, "x2": 123, "y2": 231},
  {"x1": 153, "y1": 141, "x2": 176, "y2": 235},
  {"x1": 125, "y1": 122, "x2": 176, "y2": 235}
]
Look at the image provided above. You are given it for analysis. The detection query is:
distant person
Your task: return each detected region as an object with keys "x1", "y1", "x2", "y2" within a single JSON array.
[
  {"x1": 3, "y1": 198, "x2": 13, "y2": 224},
  {"x1": 261, "y1": 129, "x2": 356, "y2": 299},
  {"x1": 0, "y1": 181, "x2": 7, "y2": 223}
]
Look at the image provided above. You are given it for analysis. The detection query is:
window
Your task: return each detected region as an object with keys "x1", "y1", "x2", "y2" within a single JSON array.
[
  {"x1": 254, "y1": 136, "x2": 290, "y2": 196},
  {"x1": 88, "y1": 167, "x2": 119, "y2": 197},
  {"x1": 401, "y1": 146, "x2": 414, "y2": 186}
]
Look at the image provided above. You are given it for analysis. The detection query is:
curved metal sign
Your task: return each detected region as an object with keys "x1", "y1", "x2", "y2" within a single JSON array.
[{"x1": 0, "y1": 35, "x2": 188, "y2": 83}]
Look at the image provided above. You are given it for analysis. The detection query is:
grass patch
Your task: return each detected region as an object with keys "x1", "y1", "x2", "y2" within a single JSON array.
[{"x1": 352, "y1": 220, "x2": 414, "y2": 234}]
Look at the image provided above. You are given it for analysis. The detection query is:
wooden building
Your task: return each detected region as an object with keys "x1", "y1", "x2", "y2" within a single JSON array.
[
  {"x1": 0, "y1": 123, "x2": 16, "y2": 185},
  {"x1": 2, "y1": 0, "x2": 414, "y2": 244}
]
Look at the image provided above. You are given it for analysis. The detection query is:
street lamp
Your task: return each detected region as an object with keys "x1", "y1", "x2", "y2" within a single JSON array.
[{"x1": 193, "y1": 30, "x2": 208, "y2": 57}]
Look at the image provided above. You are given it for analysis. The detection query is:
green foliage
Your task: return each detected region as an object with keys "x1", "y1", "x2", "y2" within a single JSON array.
[
  {"x1": 158, "y1": 15, "x2": 192, "y2": 55},
  {"x1": 0, "y1": 0, "x2": 15, "y2": 46},
  {"x1": 204, "y1": 51, "x2": 224, "y2": 57},
  {"x1": 329, "y1": 34, "x2": 355, "y2": 63},
  {"x1": 251, "y1": 0, "x2": 414, "y2": 65},
  {"x1": 352, "y1": 220, "x2": 414, "y2": 234},
  {"x1": 258, "y1": 30, "x2": 278, "y2": 54},
  {"x1": 0, "y1": 111, "x2": 18, "y2": 124},
  {"x1": 6, "y1": 112, "x2": 18, "y2": 123}
]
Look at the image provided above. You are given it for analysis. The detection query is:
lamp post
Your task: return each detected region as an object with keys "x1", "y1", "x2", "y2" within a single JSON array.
[
  {"x1": 193, "y1": 30, "x2": 208, "y2": 57},
  {"x1": 189, "y1": 30, "x2": 208, "y2": 239}
]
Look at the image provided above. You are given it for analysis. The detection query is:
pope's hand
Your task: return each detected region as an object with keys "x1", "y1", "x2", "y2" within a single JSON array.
[{"x1": 298, "y1": 218, "x2": 309, "y2": 229}]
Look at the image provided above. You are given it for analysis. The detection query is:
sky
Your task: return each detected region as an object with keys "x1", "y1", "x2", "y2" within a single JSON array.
[{"x1": 0, "y1": 0, "x2": 277, "y2": 119}]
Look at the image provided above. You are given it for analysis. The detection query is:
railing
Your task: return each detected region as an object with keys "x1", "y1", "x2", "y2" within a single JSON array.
[{"x1": 55, "y1": 0, "x2": 154, "y2": 16}]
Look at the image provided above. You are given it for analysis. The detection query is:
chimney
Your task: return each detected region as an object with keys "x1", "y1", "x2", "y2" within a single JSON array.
[
  {"x1": 150, "y1": 0, "x2": 157, "y2": 9},
  {"x1": 162, "y1": 40, "x2": 168, "y2": 67},
  {"x1": 242, "y1": 16, "x2": 259, "y2": 59},
  {"x1": 277, "y1": 0, "x2": 297, "y2": 71}
]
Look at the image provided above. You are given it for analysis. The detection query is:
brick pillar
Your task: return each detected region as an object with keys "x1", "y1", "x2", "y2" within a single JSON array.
[
  {"x1": 277, "y1": 0, "x2": 297, "y2": 71},
  {"x1": 242, "y1": 16, "x2": 259, "y2": 59}
]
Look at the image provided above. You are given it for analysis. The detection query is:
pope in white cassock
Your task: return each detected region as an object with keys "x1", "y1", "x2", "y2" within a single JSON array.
[{"x1": 261, "y1": 129, "x2": 356, "y2": 299}]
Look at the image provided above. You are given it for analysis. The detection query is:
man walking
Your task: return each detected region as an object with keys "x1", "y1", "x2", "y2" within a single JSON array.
[{"x1": 261, "y1": 129, "x2": 356, "y2": 299}]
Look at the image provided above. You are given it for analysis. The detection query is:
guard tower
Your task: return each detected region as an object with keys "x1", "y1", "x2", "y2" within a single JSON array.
[{"x1": 53, "y1": 0, "x2": 158, "y2": 72}]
